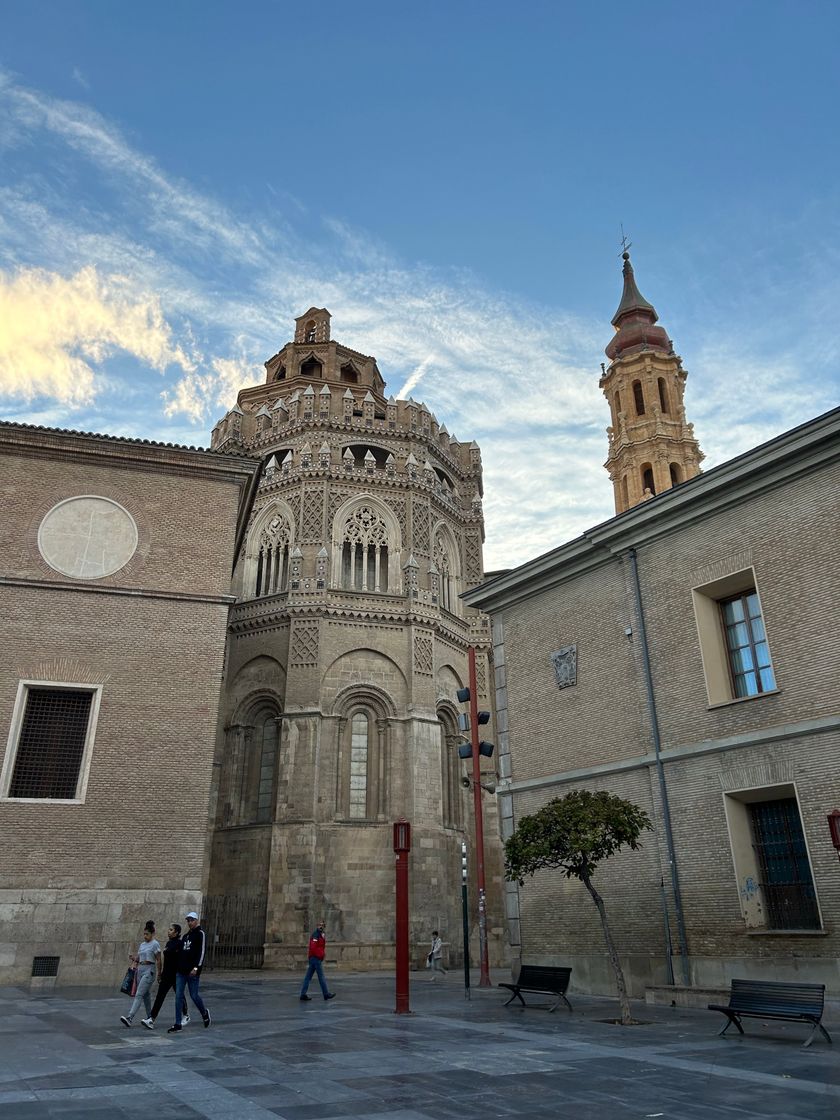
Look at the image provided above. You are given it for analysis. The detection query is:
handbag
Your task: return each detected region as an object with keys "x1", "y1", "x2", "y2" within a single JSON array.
[{"x1": 120, "y1": 966, "x2": 136, "y2": 996}]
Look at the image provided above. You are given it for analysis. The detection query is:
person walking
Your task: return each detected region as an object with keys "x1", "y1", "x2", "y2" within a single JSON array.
[
  {"x1": 167, "y1": 911, "x2": 211, "y2": 1033},
  {"x1": 120, "y1": 922, "x2": 161, "y2": 1026},
  {"x1": 141, "y1": 923, "x2": 189, "y2": 1029},
  {"x1": 299, "y1": 920, "x2": 336, "y2": 1002},
  {"x1": 429, "y1": 930, "x2": 446, "y2": 981}
]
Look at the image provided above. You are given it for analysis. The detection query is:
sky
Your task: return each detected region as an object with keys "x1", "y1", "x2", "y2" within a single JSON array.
[{"x1": 1, "y1": 0, "x2": 838, "y2": 569}]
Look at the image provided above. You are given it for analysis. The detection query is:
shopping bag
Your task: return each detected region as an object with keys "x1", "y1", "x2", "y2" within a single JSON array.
[
  {"x1": 425, "y1": 953, "x2": 432, "y2": 968},
  {"x1": 120, "y1": 967, "x2": 136, "y2": 996}
]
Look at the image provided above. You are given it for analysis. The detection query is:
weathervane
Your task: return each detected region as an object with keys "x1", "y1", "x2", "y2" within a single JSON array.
[{"x1": 619, "y1": 224, "x2": 632, "y2": 256}]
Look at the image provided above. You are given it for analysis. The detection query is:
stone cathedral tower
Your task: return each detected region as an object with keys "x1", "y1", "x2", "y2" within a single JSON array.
[
  {"x1": 600, "y1": 252, "x2": 703, "y2": 512},
  {"x1": 207, "y1": 308, "x2": 501, "y2": 968}
]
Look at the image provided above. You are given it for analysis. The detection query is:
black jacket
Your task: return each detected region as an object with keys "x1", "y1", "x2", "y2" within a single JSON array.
[
  {"x1": 161, "y1": 936, "x2": 182, "y2": 980},
  {"x1": 176, "y1": 926, "x2": 207, "y2": 975}
]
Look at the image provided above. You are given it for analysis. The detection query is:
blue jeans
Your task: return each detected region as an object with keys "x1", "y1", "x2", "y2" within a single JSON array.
[
  {"x1": 300, "y1": 956, "x2": 329, "y2": 997},
  {"x1": 174, "y1": 972, "x2": 207, "y2": 1026}
]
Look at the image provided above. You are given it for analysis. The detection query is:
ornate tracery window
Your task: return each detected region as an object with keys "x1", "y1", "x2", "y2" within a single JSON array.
[
  {"x1": 434, "y1": 534, "x2": 454, "y2": 612},
  {"x1": 341, "y1": 506, "x2": 389, "y2": 592},
  {"x1": 255, "y1": 514, "x2": 291, "y2": 596}
]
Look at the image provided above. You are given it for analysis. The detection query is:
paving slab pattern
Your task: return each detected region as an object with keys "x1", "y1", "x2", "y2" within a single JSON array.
[{"x1": 0, "y1": 972, "x2": 836, "y2": 1118}]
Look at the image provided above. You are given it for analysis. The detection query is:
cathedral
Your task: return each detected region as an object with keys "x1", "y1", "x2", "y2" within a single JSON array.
[{"x1": 204, "y1": 307, "x2": 502, "y2": 968}]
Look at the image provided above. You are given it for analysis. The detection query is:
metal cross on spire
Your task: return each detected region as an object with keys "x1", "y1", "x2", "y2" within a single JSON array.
[{"x1": 619, "y1": 224, "x2": 632, "y2": 256}]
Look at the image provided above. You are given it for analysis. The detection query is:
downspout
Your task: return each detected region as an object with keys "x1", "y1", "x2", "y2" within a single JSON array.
[{"x1": 627, "y1": 547, "x2": 691, "y2": 987}]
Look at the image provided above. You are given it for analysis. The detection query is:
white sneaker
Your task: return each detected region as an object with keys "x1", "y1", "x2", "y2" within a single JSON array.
[
  {"x1": 141, "y1": 1017, "x2": 154, "y2": 1030},
  {"x1": 182, "y1": 1015, "x2": 190, "y2": 1026}
]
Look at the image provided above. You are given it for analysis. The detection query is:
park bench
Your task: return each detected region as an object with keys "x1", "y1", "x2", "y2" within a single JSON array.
[
  {"x1": 708, "y1": 978, "x2": 832, "y2": 1048},
  {"x1": 499, "y1": 965, "x2": 573, "y2": 1013}
]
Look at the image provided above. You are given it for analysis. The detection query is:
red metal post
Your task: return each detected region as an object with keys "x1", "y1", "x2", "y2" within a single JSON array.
[
  {"x1": 468, "y1": 647, "x2": 492, "y2": 988},
  {"x1": 393, "y1": 819, "x2": 411, "y2": 1014}
]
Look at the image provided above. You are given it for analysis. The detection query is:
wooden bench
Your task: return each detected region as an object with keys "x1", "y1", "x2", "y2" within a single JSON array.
[
  {"x1": 499, "y1": 965, "x2": 573, "y2": 1013},
  {"x1": 708, "y1": 978, "x2": 832, "y2": 1048}
]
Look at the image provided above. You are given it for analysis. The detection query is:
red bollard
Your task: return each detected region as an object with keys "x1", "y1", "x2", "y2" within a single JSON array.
[{"x1": 393, "y1": 819, "x2": 412, "y2": 1014}]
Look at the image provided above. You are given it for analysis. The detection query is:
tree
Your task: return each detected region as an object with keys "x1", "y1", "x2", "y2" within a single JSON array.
[{"x1": 504, "y1": 789, "x2": 652, "y2": 1025}]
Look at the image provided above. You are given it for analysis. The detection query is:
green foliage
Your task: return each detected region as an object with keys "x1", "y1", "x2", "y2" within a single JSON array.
[{"x1": 504, "y1": 789, "x2": 652, "y2": 884}]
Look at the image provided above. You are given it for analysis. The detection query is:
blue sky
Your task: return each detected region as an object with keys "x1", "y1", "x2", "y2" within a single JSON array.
[{"x1": 1, "y1": 0, "x2": 838, "y2": 568}]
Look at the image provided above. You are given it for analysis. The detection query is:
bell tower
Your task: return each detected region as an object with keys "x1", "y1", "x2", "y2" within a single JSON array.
[{"x1": 600, "y1": 251, "x2": 703, "y2": 514}]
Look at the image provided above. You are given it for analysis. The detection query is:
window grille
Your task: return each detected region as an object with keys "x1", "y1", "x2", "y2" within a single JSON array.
[
  {"x1": 32, "y1": 956, "x2": 60, "y2": 977},
  {"x1": 749, "y1": 798, "x2": 820, "y2": 930},
  {"x1": 9, "y1": 688, "x2": 92, "y2": 799},
  {"x1": 720, "y1": 591, "x2": 776, "y2": 697}
]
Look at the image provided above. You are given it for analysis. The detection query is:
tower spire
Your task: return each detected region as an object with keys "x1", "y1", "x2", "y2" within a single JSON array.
[{"x1": 599, "y1": 250, "x2": 704, "y2": 514}]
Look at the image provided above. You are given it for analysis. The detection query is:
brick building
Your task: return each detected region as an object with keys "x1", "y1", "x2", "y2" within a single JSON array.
[
  {"x1": 464, "y1": 259, "x2": 840, "y2": 999},
  {"x1": 0, "y1": 423, "x2": 258, "y2": 985},
  {"x1": 206, "y1": 308, "x2": 503, "y2": 970}
]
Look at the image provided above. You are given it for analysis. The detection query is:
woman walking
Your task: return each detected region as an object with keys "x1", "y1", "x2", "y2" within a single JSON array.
[
  {"x1": 141, "y1": 923, "x2": 190, "y2": 1029},
  {"x1": 429, "y1": 930, "x2": 447, "y2": 981},
  {"x1": 120, "y1": 921, "x2": 161, "y2": 1027}
]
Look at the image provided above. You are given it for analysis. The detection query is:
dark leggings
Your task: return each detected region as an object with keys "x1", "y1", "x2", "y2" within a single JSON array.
[{"x1": 148, "y1": 973, "x2": 188, "y2": 1021}]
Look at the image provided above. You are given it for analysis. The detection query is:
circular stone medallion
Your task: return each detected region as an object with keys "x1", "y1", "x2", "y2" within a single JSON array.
[{"x1": 38, "y1": 496, "x2": 138, "y2": 579}]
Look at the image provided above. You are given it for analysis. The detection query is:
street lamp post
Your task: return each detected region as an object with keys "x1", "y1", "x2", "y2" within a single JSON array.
[
  {"x1": 393, "y1": 819, "x2": 412, "y2": 1014},
  {"x1": 467, "y1": 646, "x2": 492, "y2": 988}
]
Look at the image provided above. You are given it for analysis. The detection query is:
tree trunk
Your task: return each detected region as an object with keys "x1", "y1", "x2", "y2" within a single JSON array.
[{"x1": 581, "y1": 869, "x2": 634, "y2": 1025}]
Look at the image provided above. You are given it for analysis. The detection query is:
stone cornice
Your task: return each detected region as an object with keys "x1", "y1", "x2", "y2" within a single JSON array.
[
  {"x1": 464, "y1": 406, "x2": 840, "y2": 613},
  {"x1": 0, "y1": 575, "x2": 237, "y2": 606}
]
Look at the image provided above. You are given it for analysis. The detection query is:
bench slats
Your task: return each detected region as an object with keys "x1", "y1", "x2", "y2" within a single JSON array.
[
  {"x1": 708, "y1": 978, "x2": 832, "y2": 1049},
  {"x1": 499, "y1": 965, "x2": 573, "y2": 1013}
]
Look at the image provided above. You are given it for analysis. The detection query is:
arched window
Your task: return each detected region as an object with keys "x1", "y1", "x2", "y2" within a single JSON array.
[
  {"x1": 642, "y1": 464, "x2": 656, "y2": 495},
  {"x1": 434, "y1": 534, "x2": 454, "y2": 612},
  {"x1": 300, "y1": 356, "x2": 322, "y2": 380},
  {"x1": 658, "y1": 377, "x2": 670, "y2": 413},
  {"x1": 218, "y1": 701, "x2": 280, "y2": 827},
  {"x1": 305, "y1": 320, "x2": 316, "y2": 343},
  {"x1": 340, "y1": 363, "x2": 358, "y2": 383},
  {"x1": 341, "y1": 506, "x2": 389, "y2": 592},
  {"x1": 633, "y1": 380, "x2": 646, "y2": 416},
  {"x1": 439, "y1": 706, "x2": 463, "y2": 830},
  {"x1": 255, "y1": 513, "x2": 291, "y2": 596},
  {"x1": 275, "y1": 365, "x2": 286, "y2": 381},
  {"x1": 614, "y1": 389, "x2": 622, "y2": 417},
  {"x1": 620, "y1": 474, "x2": 629, "y2": 511},
  {"x1": 349, "y1": 712, "x2": 369, "y2": 819},
  {"x1": 669, "y1": 462, "x2": 682, "y2": 487},
  {"x1": 253, "y1": 708, "x2": 279, "y2": 823}
]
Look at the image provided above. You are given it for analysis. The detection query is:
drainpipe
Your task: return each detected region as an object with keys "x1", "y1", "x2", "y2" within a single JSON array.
[{"x1": 627, "y1": 547, "x2": 691, "y2": 987}]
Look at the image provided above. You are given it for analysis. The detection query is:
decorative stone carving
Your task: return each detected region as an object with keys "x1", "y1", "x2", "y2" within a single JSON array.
[{"x1": 549, "y1": 645, "x2": 577, "y2": 690}]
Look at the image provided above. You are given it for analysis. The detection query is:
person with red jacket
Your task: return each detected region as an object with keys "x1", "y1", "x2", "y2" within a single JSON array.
[{"x1": 299, "y1": 920, "x2": 336, "y2": 1002}]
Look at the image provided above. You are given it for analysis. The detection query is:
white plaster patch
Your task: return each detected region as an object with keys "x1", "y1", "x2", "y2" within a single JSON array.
[{"x1": 38, "y1": 496, "x2": 138, "y2": 579}]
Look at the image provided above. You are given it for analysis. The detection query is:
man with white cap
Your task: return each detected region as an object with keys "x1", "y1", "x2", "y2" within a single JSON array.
[{"x1": 168, "y1": 911, "x2": 211, "y2": 1033}]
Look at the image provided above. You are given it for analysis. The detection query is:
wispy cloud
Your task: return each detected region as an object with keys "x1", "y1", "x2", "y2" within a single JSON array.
[{"x1": 0, "y1": 69, "x2": 836, "y2": 568}]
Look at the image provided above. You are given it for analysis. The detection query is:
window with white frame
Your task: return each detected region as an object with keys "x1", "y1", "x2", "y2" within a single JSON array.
[
  {"x1": 723, "y1": 784, "x2": 821, "y2": 932},
  {"x1": 2, "y1": 683, "x2": 100, "y2": 801},
  {"x1": 692, "y1": 567, "x2": 778, "y2": 706}
]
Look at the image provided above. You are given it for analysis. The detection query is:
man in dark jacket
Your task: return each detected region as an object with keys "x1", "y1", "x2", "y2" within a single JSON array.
[
  {"x1": 141, "y1": 923, "x2": 189, "y2": 1029},
  {"x1": 168, "y1": 912, "x2": 211, "y2": 1033},
  {"x1": 299, "y1": 920, "x2": 336, "y2": 1002}
]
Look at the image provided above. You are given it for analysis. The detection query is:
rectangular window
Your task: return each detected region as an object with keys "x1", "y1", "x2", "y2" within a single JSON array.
[
  {"x1": 692, "y1": 567, "x2": 778, "y2": 706},
  {"x1": 348, "y1": 712, "x2": 369, "y2": 818},
  {"x1": 749, "y1": 798, "x2": 820, "y2": 930},
  {"x1": 720, "y1": 591, "x2": 776, "y2": 697},
  {"x1": 1, "y1": 683, "x2": 100, "y2": 802}
]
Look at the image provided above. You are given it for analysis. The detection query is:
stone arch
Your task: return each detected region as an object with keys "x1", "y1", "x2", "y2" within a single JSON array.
[
  {"x1": 219, "y1": 676, "x2": 284, "y2": 828},
  {"x1": 329, "y1": 680, "x2": 399, "y2": 821},
  {"x1": 431, "y1": 520, "x2": 462, "y2": 614},
  {"x1": 436, "y1": 696, "x2": 464, "y2": 831},
  {"x1": 331, "y1": 494, "x2": 402, "y2": 594},
  {"x1": 242, "y1": 499, "x2": 297, "y2": 598}
]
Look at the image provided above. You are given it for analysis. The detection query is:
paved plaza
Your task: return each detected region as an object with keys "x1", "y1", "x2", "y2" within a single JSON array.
[{"x1": 0, "y1": 970, "x2": 837, "y2": 1119}]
